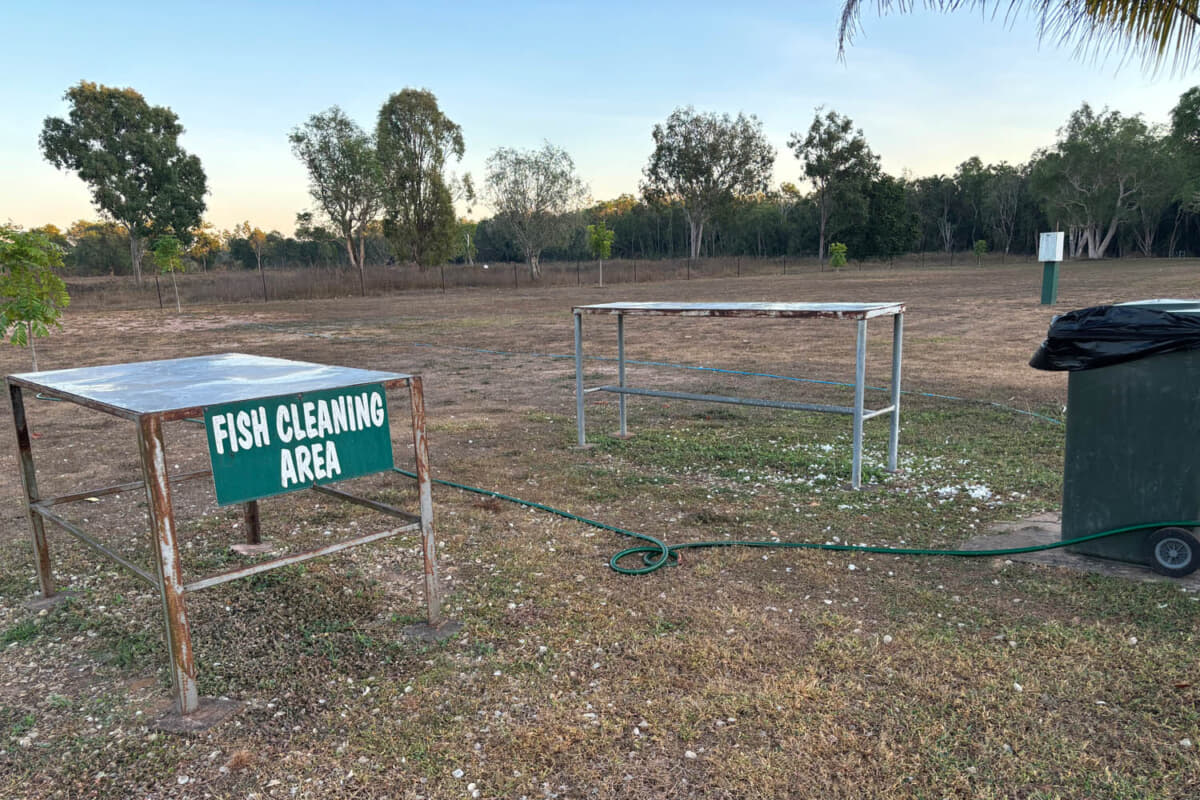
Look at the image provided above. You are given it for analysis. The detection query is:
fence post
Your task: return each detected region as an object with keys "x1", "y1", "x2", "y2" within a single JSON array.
[
  {"x1": 513, "y1": 263, "x2": 518, "y2": 289},
  {"x1": 440, "y1": 265, "x2": 446, "y2": 293},
  {"x1": 782, "y1": 257, "x2": 787, "y2": 276},
  {"x1": 737, "y1": 256, "x2": 741, "y2": 277},
  {"x1": 687, "y1": 258, "x2": 691, "y2": 280},
  {"x1": 576, "y1": 260, "x2": 580, "y2": 286}
]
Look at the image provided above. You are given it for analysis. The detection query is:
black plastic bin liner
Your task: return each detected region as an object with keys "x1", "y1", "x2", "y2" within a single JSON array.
[{"x1": 1030, "y1": 303, "x2": 1200, "y2": 371}]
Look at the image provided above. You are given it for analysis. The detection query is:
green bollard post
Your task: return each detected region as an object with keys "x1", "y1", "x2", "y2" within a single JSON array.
[
  {"x1": 1038, "y1": 232, "x2": 1064, "y2": 306},
  {"x1": 1041, "y1": 261, "x2": 1059, "y2": 305}
]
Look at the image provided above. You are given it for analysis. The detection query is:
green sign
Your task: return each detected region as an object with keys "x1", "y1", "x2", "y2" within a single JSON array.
[{"x1": 204, "y1": 383, "x2": 394, "y2": 506}]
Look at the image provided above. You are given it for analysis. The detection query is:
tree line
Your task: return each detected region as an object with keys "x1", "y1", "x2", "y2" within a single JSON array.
[{"x1": 24, "y1": 81, "x2": 1200, "y2": 284}]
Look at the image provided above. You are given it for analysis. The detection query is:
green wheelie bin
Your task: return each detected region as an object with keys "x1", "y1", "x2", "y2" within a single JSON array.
[{"x1": 1031, "y1": 299, "x2": 1200, "y2": 577}]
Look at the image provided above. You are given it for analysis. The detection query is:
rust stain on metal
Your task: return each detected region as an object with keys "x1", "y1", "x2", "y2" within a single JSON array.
[
  {"x1": 409, "y1": 375, "x2": 442, "y2": 626},
  {"x1": 139, "y1": 413, "x2": 200, "y2": 714},
  {"x1": 8, "y1": 357, "x2": 451, "y2": 723},
  {"x1": 33, "y1": 469, "x2": 211, "y2": 508},
  {"x1": 31, "y1": 505, "x2": 157, "y2": 587},
  {"x1": 242, "y1": 500, "x2": 261, "y2": 545},
  {"x1": 185, "y1": 526, "x2": 417, "y2": 592},
  {"x1": 9, "y1": 383, "x2": 54, "y2": 599},
  {"x1": 312, "y1": 484, "x2": 420, "y2": 523}
]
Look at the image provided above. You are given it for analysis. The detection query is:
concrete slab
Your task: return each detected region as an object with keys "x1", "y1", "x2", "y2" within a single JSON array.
[
  {"x1": 966, "y1": 512, "x2": 1200, "y2": 590},
  {"x1": 403, "y1": 620, "x2": 463, "y2": 642},
  {"x1": 153, "y1": 698, "x2": 244, "y2": 733}
]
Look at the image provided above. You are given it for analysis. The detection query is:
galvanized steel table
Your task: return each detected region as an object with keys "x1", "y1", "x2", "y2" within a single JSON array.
[
  {"x1": 573, "y1": 302, "x2": 905, "y2": 489},
  {"x1": 8, "y1": 354, "x2": 444, "y2": 728}
]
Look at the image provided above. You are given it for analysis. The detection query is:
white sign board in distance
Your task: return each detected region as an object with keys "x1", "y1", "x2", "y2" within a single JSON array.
[{"x1": 1039, "y1": 232, "x2": 1065, "y2": 263}]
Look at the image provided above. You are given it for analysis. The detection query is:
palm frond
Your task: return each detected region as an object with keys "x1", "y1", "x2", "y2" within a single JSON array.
[{"x1": 837, "y1": 1, "x2": 1200, "y2": 74}]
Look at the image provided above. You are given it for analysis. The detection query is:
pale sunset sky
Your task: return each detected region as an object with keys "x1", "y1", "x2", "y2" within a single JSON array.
[{"x1": 3, "y1": 0, "x2": 1198, "y2": 234}]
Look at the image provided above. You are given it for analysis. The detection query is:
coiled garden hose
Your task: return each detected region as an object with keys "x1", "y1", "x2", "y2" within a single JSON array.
[{"x1": 393, "y1": 467, "x2": 1196, "y2": 576}]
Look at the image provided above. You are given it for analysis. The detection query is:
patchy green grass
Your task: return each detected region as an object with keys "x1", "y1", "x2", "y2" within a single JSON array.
[
  {"x1": 2, "y1": 267, "x2": 1200, "y2": 798},
  {"x1": 0, "y1": 619, "x2": 38, "y2": 645}
]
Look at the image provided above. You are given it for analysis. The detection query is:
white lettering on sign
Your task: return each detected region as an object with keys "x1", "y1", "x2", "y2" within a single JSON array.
[
  {"x1": 211, "y1": 406, "x2": 271, "y2": 455},
  {"x1": 303, "y1": 401, "x2": 318, "y2": 438},
  {"x1": 355, "y1": 393, "x2": 370, "y2": 428},
  {"x1": 331, "y1": 396, "x2": 349, "y2": 432},
  {"x1": 206, "y1": 383, "x2": 391, "y2": 506},
  {"x1": 272, "y1": 390, "x2": 383, "y2": 444},
  {"x1": 268, "y1": 389, "x2": 383, "y2": 488},
  {"x1": 316, "y1": 400, "x2": 332, "y2": 437},
  {"x1": 279, "y1": 440, "x2": 343, "y2": 488},
  {"x1": 371, "y1": 391, "x2": 385, "y2": 426}
]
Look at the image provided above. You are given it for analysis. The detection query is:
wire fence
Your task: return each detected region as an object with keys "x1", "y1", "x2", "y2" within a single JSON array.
[{"x1": 64, "y1": 252, "x2": 1044, "y2": 310}]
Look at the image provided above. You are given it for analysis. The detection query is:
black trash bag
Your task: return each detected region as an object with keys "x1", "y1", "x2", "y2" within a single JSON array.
[{"x1": 1030, "y1": 303, "x2": 1200, "y2": 371}]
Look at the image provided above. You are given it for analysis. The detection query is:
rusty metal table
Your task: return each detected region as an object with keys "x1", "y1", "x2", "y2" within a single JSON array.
[
  {"x1": 573, "y1": 302, "x2": 905, "y2": 489},
  {"x1": 7, "y1": 353, "x2": 444, "y2": 727}
]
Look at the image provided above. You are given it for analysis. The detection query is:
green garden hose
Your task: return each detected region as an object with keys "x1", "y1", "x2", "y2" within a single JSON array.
[
  {"x1": 109, "y1": 376, "x2": 1179, "y2": 576},
  {"x1": 393, "y1": 468, "x2": 1195, "y2": 576}
]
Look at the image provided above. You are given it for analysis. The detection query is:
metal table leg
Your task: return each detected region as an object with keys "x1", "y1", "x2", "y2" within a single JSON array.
[
  {"x1": 852, "y1": 319, "x2": 867, "y2": 490},
  {"x1": 10, "y1": 384, "x2": 54, "y2": 601},
  {"x1": 888, "y1": 313, "x2": 904, "y2": 473},
  {"x1": 574, "y1": 311, "x2": 587, "y2": 447},
  {"x1": 243, "y1": 500, "x2": 261, "y2": 544},
  {"x1": 617, "y1": 313, "x2": 628, "y2": 437},
  {"x1": 137, "y1": 414, "x2": 199, "y2": 715},
  {"x1": 409, "y1": 376, "x2": 442, "y2": 627}
]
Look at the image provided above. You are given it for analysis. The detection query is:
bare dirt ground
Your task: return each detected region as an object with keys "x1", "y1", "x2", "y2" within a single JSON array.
[{"x1": 0, "y1": 259, "x2": 1198, "y2": 799}]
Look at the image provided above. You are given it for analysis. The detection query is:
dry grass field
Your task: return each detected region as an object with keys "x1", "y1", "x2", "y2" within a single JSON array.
[{"x1": 0, "y1": 258, "x2": 1198, "y2": 798}]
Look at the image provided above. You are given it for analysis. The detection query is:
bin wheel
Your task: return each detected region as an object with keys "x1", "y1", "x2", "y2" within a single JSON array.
[{"x1": 1146, "y1": 528, "x2": 1199, "y2": 578}]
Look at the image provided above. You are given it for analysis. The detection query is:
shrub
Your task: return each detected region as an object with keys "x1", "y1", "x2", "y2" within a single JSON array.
[{"x1": 829, "y1": 242, "x2": 848, "y2": 270}]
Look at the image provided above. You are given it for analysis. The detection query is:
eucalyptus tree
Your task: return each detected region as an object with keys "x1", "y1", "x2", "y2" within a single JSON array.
[
  {"x1": 790, "y1": 109, "x2": 878, "y2": 261},
  {"x1": 1164, "y1": 87, "x2": 1200, "y2": 254},
  {"x1": 1171, "y1": 86, "x2": 1200, "y2": 155},
  {"x1": 980, "y1": 163, "x2": 1026, "y2": 260},
  {"x1": 232, "y1": 221, "x2": 269, "y2": 301},
  {"x1": 858, "y1": 174, "x2": 917, "y2": 263},
  {"x1": 188, "y1": 222, "x2": 221, "y2": 272},
  {"x1": 152, "y1": 235, "x2": 185, "y2": 313},
  {"x1": 1030, "y1": 104, "x2": 1156, "y2": 258},
  {"x1": 1130, "y1": 134, "x2": 1185, "y2": 256},
  {"x1": 642, "y1": 107, "x2": 776, "y2": 260},
  {"x1": 63, "y1": 221, "x2": 130, "y2": 276},
  {"x1": 954, "y1": 157, "x2": 988, "y2": 246},
  {"x1": 483, "y1": 142, "x2": 588, "y2": 278},
  {"x1": 376, "y1": 89, "x2": 473, "y2": 268},
  {"x1": 914, "y1": 175, "x2": 961, "y2": 255},
  {"x1": 40, "y1": 81, "x2": 208, "y2": 287},
  {"x1": 289, "y1": 107, "x2": 382, "y2": 295}
]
